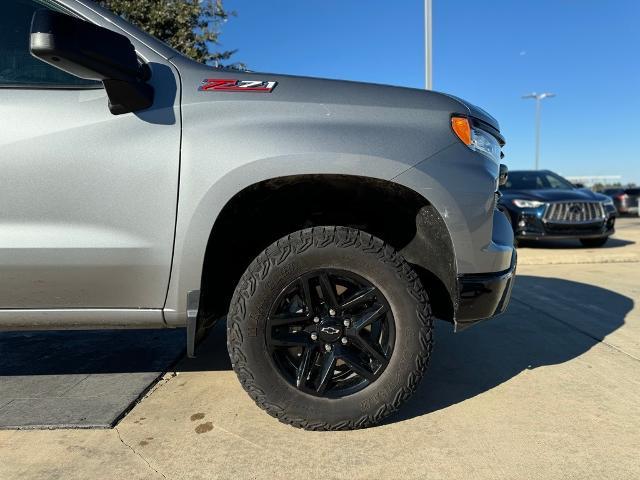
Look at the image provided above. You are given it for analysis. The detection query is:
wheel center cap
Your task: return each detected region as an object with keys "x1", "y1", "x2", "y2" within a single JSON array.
[{"x1": 318, "y1": 320, "x2": 342, "y2": 342}]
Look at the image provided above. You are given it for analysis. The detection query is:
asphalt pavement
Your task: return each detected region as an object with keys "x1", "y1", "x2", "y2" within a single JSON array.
[{"x1": 0, "y1": 329, "x2": 184, "y2": 429}]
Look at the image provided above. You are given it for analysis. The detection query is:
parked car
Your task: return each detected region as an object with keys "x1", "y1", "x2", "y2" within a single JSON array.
[
  {"x1": 499, "y1": 170, "x2": 617, "y2": 247},
  {"x1": 0, "y1": 0, "x2": 515, "y2": 430},
  {"x1": 602, "y1": 188, "x2": 640, "y2": 216}
]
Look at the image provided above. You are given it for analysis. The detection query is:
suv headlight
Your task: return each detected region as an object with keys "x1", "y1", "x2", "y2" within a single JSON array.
[
  {"x1": 451, "y1": 116, "x2": 501, "y2": 163},
  {"x1": 512, "y1": 199, "x2": 545, "y2": 208},
  {"x1": 603, "y1": 197, "x2": 614, "y2": 207}
]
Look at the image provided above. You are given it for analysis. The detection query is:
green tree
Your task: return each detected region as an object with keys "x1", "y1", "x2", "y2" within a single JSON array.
[{"x1": 98, "y1": 0, "x2": 242, "y2": 67}]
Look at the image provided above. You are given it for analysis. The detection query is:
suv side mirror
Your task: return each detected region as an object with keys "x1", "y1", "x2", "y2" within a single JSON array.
[{"x1": 29, "y1": 9, "x2": 153, "y2": 115}]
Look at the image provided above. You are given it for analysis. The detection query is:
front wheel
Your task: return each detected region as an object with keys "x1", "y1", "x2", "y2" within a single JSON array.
[
  {"x1": 579, "y1": 237, "x2": 608, "y2": 247},
  {"x1": 227, "y1": 226, "x2": 433, "y2": 430}
]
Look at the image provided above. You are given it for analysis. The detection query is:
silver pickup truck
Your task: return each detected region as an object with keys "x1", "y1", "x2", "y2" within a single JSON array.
[{"x1": 1, "y1": 0, "x2": 516, "y2": 430}]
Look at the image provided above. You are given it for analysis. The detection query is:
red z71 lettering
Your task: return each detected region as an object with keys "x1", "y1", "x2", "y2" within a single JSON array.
[{"x1": 199, "y1": 79, "x2": 277, "y2": 92}]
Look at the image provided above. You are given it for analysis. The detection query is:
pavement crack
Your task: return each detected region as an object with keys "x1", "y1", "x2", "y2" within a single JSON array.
[
  {"x1": 0, "y1": 399, "x2": 14, "y2": 413},
  {"x1": 115, "y1": 427, "x2": 168, "y2": 479},
  {"x1": 211, "y1": 423, "x2": 264, "y2": 450},
  {"x1": 57, "y1": 374, "x2": 91, "y2": 397},
  {"x1": 512, "y1": 297, "x2": 640, "y2": 363}
]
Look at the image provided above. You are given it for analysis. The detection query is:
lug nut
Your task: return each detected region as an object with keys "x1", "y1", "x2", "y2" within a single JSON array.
[
  {"x1": 329, "y1": 309, "x2": 336, "y2": 317},
  {"x1": 310, "y1": 332, "x2": 318, "y2": 341},
  {"x1": 341, "y1": 337, "x2": 348, "y2": 345},
  {"x1": 324, "y1": 344, "x2": 332, "y2": 352},
  {"x1": 313, "y1": 316, "x2": 320, "y2": 323},
  {"x1": 343, "y1": 319, "x2": 350, "y2": 327}
]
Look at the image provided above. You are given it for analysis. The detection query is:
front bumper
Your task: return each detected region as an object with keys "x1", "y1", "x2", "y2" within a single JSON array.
[
  {"x1": 507, "y1": 204, "x2": 617, "y2": 241},
  {"x1": 516, "y1": 219, "x2": 615, "y2": 241},
  {"x1": 455, "y1": 250, "x2": 517, "y2": 331}
]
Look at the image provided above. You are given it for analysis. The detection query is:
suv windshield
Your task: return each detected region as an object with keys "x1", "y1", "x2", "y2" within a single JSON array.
[{"x1": 502, "y1": 171, "x2": 575, "y2": 190}]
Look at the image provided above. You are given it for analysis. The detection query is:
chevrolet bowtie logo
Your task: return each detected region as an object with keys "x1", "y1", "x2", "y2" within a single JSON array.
[{"x1": 320, "y1": 326, "x2": 340, "y2": 335}]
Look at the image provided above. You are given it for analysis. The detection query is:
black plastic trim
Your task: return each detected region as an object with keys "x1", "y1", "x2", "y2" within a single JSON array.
[
  {"x1": 29, "y1": 9, "x2": 154, "y2": 115},
  {"x1": 516, "y1": 229, "x2": 614, "y2": 241},
  {"x1": 455, "y1": 250, "x2": 517, "y2": 331},
  {"x1": 471, "y1": 117, "x2": 506, "y2": 146},
  {"x1": 399, "y1": 204, "x2": 458, "y2": 318}
]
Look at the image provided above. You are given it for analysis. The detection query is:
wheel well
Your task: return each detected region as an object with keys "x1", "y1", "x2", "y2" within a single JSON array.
[{"x1": 199, "y1": 174, "x2": 455, "y2": 326}]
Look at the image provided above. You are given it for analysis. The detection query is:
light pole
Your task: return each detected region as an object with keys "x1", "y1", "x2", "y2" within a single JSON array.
[
  {"x1": 522, "y1": 92, "x2": 555, "y2": 170},
  {"x1": 424, "y1": 0, "x2": 432, "y2": 89}
]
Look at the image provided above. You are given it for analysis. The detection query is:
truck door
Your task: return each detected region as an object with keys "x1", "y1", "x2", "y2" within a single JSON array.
[{"x1": 0, "y1": 0, "x2": 180, "y2": 311}]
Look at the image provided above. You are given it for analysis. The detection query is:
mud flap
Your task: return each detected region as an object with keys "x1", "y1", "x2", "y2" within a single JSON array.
[{"x1": 186, "y1": 290, "x2": 200, "y2": 358}]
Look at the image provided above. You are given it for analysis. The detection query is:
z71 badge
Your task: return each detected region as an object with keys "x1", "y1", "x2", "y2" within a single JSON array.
[{"x1": 199, "y1": 79, "x2": 277, "y2": 93}]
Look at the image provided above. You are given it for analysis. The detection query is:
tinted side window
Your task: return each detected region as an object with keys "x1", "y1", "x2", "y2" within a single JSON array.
[
  {"x1": 503, "y1": 173, "x2": 544, "y2": 190},
  {"x1": 0, "y1": 0, "x2": 100, "y2": 87}
]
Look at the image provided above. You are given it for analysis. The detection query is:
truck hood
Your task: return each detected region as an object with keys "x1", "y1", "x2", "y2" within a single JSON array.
[{"x1": 172, "y1": 55, "x2": 500, "y2": 130}]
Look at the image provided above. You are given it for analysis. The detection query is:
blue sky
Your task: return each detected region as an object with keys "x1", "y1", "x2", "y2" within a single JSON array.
[{"x1": 221, "y1": 0, "x2": 639, "y2": 184}]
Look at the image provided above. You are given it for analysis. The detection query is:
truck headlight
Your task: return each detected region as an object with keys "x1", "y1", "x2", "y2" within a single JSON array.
[
  {"x1": 451, "y1": 116, "x2": 501, "y2": 163},
  {"x1": 512, "y1": 199, "x2": 545, "y2": 208},
  {"x1": 471, "y1": 128, "x2": 501, "y2": 162}
]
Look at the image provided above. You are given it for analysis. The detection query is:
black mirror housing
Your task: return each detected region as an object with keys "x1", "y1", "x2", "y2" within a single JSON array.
[{"x1": 30, "y1": 9, "x2": 154, "y2": 115}]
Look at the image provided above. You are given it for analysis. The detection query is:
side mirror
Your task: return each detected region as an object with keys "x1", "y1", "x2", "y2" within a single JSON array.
[
  {"x1": 499, "y1": 164, "x2": 509, "y2": 186},
  {"x1": 29, "y1": 9, "x2": 153, "y2": 115}
]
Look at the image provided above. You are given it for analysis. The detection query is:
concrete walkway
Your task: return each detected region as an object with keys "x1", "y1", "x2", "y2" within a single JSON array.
[{"x1": 1, "y1": 218, "x2": 638, "y2": 479}]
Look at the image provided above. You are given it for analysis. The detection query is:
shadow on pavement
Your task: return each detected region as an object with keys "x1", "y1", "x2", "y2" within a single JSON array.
[
  {"x1": 391, "y1": 275, "x2": 633, "y2": 423},
  {"x1": 178, "y1": 320, "x2": 232, "y2": 372},
  {"x1": 0, "y1": 329, "x2": 185, "y2": 376},
  {"x1": 179, "y1": 275, "x2": 634, "y2": 426},
  {"x1": 0, "y1": 275, "x2": 632, "y2": 428},
  {"x1": 0, "y1": 319, "x2": 228, "y2": 378}
]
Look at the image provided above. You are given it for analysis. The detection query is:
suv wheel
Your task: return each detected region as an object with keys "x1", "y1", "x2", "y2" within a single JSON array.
[
  {"x1": 227, "y1": 226, "x2": 433, "y2": 430},
  {"x1": 579, "y1": 237, "x2": 608, "y2": 248}
]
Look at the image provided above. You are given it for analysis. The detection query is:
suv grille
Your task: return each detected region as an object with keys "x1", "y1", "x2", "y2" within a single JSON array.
[{"x1": 543, "y1": 201, "x2": 605, "y2": 224}]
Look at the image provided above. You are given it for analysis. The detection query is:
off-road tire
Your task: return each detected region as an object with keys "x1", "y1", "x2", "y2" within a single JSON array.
[
  {"x1": 579, "y1": 237, "x2": 608, "y2": 248},
  {"x1": 227, "y1": 226, "x2": 434, "y2": 430}
]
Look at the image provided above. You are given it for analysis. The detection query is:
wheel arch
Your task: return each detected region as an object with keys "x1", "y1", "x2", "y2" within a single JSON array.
[{"x1": 192, "y1": 174, "x2": 458, "y2": 329}]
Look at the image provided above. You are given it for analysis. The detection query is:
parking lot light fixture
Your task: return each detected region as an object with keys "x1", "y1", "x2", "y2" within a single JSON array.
[
  {"x1": 522, "y1": 92, "x2": 556, "y2": 170},
  {"x1": 424, "y1": 0, "x2": 433, "y2": 89}
]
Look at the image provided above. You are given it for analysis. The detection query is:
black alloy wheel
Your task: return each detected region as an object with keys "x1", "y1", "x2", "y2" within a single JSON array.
[{"x1": 266, "y1": 269, "x2": 395, "y2": 397}]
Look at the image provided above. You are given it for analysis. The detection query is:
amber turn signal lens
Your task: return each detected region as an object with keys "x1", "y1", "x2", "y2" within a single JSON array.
[{"x1": 451, "y1": 116, "x2": 472, "y2": 145}]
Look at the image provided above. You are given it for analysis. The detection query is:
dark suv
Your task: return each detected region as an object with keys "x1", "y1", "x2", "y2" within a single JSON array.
[{"x1": 499, "y1": 170, "x2": 617, "y2": 247}]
